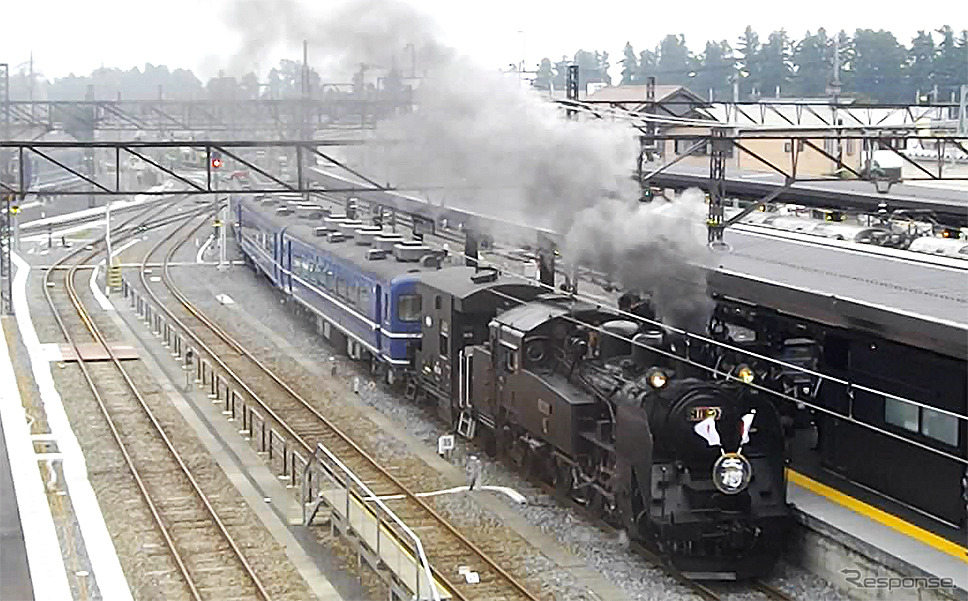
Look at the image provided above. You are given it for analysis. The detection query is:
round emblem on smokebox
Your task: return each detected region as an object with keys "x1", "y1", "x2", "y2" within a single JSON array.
[{"x1": 712, "y1": 452, "x2": 752, "y2": 495}]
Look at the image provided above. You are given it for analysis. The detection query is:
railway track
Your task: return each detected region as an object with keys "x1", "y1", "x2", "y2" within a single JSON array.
[
  {"x1": 134, "y1": 206, "x2": 543, "y2": 600},
  {"x1": 43, "y1": 201, "x2": 274, "y2": 601}
]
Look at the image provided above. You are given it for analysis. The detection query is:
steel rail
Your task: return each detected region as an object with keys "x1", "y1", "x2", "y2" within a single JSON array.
[
  {"x1": 138, "y1": 209, "x2": 542, "y2": 601},
  {"x1": 43, "y1": 201, "x2": 271, "y2": 601}
]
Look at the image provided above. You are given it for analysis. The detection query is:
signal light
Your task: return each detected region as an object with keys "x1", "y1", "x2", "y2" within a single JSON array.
[
  {"x1": 211, "y1": 150, "x2": 223, "y2": 169},
  {"x1": 941, "y1": 228, "x2": 960, "y2": 239}
]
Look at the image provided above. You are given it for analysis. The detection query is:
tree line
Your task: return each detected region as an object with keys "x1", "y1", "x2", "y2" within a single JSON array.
[
  {"x1": 5, "y1": 60, "x2": 399, "y2": 103},
  {"x1": 532, "y1": 26, "x2": 968, "y2": 103}
]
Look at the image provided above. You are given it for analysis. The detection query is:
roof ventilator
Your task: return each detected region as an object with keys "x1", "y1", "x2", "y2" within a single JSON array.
[
  {"x1": 374, "y1": 235, "x2": 406, "y2": 252},
  {"x1": 394, "y1": 243, "x2": 432, "y2": 262},
  {"x1": 355, "y1": 227, "x2": 384, "y2": 246},
  {"x1": 337, "y1": 220, "x2": 365, "y2": 237}
]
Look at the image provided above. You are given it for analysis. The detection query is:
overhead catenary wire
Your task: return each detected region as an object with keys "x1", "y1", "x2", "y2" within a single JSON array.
[
  {"x1": 281, "y1": 170, "x2": 965, "y2": 424},
  {"x1": 466, "y1": 248, "x2": 967, "y2": 423},
  {"x1": 476, "y1": 278, "x2": 968, "y2": 466},
  {"x1": 312, "y1": 178, "x2": 964, "y2": 425},
  {"x1": 255, "y1": 185, "x2": 967, "y2": 464}
]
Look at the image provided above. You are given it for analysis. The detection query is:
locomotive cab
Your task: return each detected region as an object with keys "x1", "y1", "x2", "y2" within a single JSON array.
[{"x1": 412, "y1": 267, "x2": 542, "y2": 423}]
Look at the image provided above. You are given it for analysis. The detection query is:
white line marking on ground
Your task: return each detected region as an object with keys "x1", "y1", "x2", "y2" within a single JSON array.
[
  {"x1": 11, "y1": 252, "x2": 135, "y2": 601},
  {"x1": 196, "y1": 234, "x2": 214, "y2": 263},
  {"x1": 90, "y1": 263, "x2": 113, "y2": 311},
  {"x1": 89, "y1": 238, "x2": 141, "y2": 312}
]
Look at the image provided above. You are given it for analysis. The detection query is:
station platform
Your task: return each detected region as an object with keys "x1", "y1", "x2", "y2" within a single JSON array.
[
  {"x1": 711, "y1": 224, "x2": 968, "y2": 358},
  {"x1": 649, "y1": 163, "x2": 968, "y2": 226},
  {"x1": 0, "y1": 409, "x2": 34, "y2": 601},
  {"x1": 0, "y1": 318, "x2": 43, "y2": 601},
  {"x1": 787, "y1": 465, "x2": 968, "y2": 600}
]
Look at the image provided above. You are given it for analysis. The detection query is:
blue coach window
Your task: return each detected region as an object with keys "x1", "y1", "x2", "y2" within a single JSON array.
[{"x1": 398, "y1": 294, "x2": 422, "y2": 322}]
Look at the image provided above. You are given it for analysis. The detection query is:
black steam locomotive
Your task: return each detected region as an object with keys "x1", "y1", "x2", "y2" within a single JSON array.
[
  {"x1": 412, "y1": 268, "x2": 790, "y2": 580},
  {"x1": 234, "y1": 193, "x2": 791, "y2": 579}
]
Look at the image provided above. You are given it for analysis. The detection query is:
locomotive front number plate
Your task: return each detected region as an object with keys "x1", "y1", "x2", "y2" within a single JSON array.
[{"x1": 688, "y1": 406, "x2": 722, "y2": 421}]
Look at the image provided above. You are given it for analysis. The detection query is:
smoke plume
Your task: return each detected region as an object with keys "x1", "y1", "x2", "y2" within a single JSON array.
[
  {"x1": 564, "y1": 189, "x2": 714, "y2": 329},
  {"x1": 222, "y1": 0, "x2": 713, "y2": 328}
]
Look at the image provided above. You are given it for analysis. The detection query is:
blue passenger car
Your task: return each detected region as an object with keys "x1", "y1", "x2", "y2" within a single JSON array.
[
  {"x1": 234, "y1": 194, "x2": 437, "y2": 371},
  {"x1": 235, "y1": 196, "x2": 285, "y2": 285},
  {"x1": 284, "y1": 232, "x2": 383, "y2": 358}
]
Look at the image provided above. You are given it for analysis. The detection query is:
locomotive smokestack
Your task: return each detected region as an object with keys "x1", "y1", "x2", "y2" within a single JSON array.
[
  {"x1": 464, "y1": 228, "x2": 479, "y2": 269},
  {"x1": 537, "y1": 232, "x2": 556, "y2": 289}
]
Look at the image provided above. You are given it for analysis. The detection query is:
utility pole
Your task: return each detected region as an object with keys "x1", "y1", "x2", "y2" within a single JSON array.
[
  {"x1": 405, "y1": 43, "x2": 416, "y2": 79},
  {"x1": 959, "y1": 85, "x2": 967, "y2": 136},
  {"x1": 104, "y1": 202, "x2": 113, "y2": 296},
  {"x1": 215, "y1": 169, "x2": 226, "y2": 271},
  {"x1": 301, "y1": 40, "x2": 310, "y2": 201},
  {"x1": 828, "y1": 35, "x2": 843, "y2": 173},
  {"x1": 637, "y1": 77, "x2": 657, "y2": 186},
  {"x1": 707, "y1": 129, "x2": 728, "y2": 245},
  {"x1": 29, "y1": 52, "x2": 35, "y2": 121},
  {"x1": 565, "y1": 64, "x2": 579, "y2": 120},
  {"x1": 1, "y1": 62, "x2": 12, "y2": 315}
]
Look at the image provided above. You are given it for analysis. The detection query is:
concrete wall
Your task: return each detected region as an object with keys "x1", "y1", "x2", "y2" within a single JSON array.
[{"x1": 788, "y1": 511, "x2": 967, "y2": 601}]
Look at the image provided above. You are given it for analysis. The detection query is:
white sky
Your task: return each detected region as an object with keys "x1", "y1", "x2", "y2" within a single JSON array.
[{"x1": 2, "y1": 0, "x2": 964, "y2": 81}]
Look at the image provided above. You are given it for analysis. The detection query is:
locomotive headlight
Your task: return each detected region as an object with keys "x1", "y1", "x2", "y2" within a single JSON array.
[
  {"x1": 712, "y1": 452, "x2": 753, "y2": 495},
  {"x1": 646, "y1": 368, "x2": 668, "y2": 389},
  {"x1": 736, "y1": 364, "x2": 755, "y2": 384}
]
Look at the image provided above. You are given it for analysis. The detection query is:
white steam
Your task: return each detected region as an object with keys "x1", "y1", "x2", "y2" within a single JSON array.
[{"x1": 222, "y1": 0, "x2": 713, "y2": 328}]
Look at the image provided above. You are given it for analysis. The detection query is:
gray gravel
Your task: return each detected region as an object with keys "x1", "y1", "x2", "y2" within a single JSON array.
[{"x1": 22, "y1": 233, "x2": 320, "y2": 601}]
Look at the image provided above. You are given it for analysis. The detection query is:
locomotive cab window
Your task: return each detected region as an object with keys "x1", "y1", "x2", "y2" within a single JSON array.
[{"x1": 398, "y1": 294, "x2": 422, "y2": 322}]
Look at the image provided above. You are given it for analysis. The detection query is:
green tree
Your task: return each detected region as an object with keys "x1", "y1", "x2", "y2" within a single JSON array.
[
  {"x1": 792, "y1": 29, "x2": 831, "y2": 97},
  {"x1": 759, "y1": 30, "x2": 793, "y2": 97},
  {"x1": 907, "y1": 31, "x2": 936, "y2": 102},
  {"x1": 656, "y1": 34, "x2": 693, "y2": 85},
  {"x1": 599, "y1": 51, "x2": 612, "y2": 86},
  {"x1": 831, "y1": 30, "x2": 855, "y2": 98},
  {"x1": 635, "y1": 47, "x2": 659, "y2": 82},
  {"x1": 573, "y1": 49, "x2": 610, "y2": 90},
  {"x1": 935, "y1": 26, "x2": 966, "y2": 100},
  {"x1": 621, "y1": 42, "x2": 638, "y2": 84},
  {"x1": 533, "y1": 58, "x2": 554, "y2": 90},
  {"x1": 552, "y1": 56, "x2": 570, "y2": 90},
  {"x1": 695, "y1": 40, "x2": 733, "y2": 100},
  {"x1": 850, "y1": 29, "x2": 906, "y2": 102},
  {"x1": 736, "y1": 26, "x2": 761, "y2": 99}
]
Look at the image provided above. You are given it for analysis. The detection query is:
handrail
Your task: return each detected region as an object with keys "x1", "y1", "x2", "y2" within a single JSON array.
[{"x1": 313, "y1": 441, "x2": 443, "y2": 601}]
